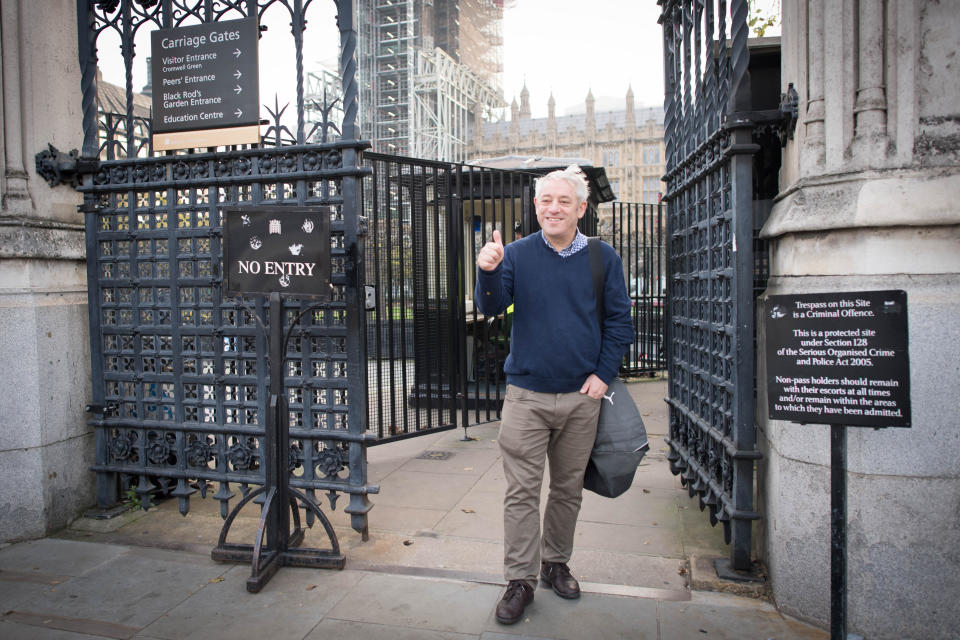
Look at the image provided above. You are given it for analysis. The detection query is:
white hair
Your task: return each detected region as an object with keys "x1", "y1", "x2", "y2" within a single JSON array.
[{"x1": 535, "y1": 164, "x2": 590, "y2": 204}]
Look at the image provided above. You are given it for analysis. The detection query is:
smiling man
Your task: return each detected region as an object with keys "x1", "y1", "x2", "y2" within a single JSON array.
[{"x1": 475, "y1": 165, "x2": 633, "y2": 624}]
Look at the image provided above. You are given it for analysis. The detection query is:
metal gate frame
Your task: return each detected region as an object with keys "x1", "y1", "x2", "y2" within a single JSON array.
[
  {"x1": 660, "y1": 0, "x2": 762, "y2": 571},
  {"x1": 69, "y1": 0, "x2": 378, "y2": 552}
]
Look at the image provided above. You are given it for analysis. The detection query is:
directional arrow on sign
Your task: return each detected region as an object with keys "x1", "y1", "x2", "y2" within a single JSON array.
[
  {"x1": 233, "y1": 48, "x2": 242, "y2": 58},
  {"x1": 234, "y1": 85, "x2": 242, "y2": 94},
  {"x1": 234, "y1": 69, "x2": 242, "y2": 80},
  {"x1": 235, "y1": 108, "x2": 243, "y2": 118}
]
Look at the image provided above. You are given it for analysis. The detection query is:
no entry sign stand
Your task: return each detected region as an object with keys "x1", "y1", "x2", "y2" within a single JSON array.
[
  {"x1": 765, "y1": 290, "x2": 910, "y2": 639},
  {"x1": 212, "y1": 206, "x2": 342, "y2": 592}
]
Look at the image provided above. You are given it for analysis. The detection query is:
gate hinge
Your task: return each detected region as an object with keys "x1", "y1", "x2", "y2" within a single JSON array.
[
  {"x1": 723, "y1": 82, "x2": 799, "y2": 147},
  {"x1": 357, "y1": 216, "x2": 369, "y2": 238},
  {"x1": 35, "y1": 144, "x2": 100, "y2": 188}
]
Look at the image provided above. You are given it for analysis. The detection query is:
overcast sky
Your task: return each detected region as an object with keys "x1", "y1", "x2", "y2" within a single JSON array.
[
  {"x1": 99, "y1": 1, "x2": 779, "y2": 124},
  {"x1": 502, "y1": 1, "x2": 666, "y2": 117}
]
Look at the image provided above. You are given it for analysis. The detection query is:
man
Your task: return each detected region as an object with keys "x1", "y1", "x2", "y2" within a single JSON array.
[{"x1": 475, "y1": 165, "x2": 633, "y2": 624}]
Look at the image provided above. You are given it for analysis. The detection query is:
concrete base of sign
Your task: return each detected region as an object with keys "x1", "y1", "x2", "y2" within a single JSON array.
[{"x1": 153, "y1": 124, "x2": 260, "y2": 151}]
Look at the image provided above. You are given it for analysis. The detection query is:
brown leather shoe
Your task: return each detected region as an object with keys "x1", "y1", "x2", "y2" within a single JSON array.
[
  {"x1": 495, "y1": 579, "x2": 534, "y2": 624},
  {"x1": 540, "y1": 561, "x2": 581, "y2": 599}
]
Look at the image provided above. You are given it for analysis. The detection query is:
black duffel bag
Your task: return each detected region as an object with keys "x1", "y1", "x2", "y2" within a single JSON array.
[{"x1": 583, "y1": 377, "x2": 649, "y2": 498}]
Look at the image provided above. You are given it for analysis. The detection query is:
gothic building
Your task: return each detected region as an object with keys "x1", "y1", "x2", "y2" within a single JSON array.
[{"x1": 469, "y1": 85, "x2": 666, "y2": 205}]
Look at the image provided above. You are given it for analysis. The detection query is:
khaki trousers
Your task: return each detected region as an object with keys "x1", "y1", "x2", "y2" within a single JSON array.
[{"x1": 498, "y1": 384, "x2": 601, "y2": 587}]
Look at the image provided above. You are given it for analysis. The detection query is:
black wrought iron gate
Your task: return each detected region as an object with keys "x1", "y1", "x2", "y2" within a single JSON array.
[
  {"x1": 72, "y1": 1, "x2": 388, "y2": 587},
  {"x1": 660, "y1": 0, "x2": 762, "y2": 572}
]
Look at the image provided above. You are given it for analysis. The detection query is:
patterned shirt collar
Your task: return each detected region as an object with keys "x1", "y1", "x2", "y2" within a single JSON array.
[{"x1": 541, "y1": 229, "x2": 588, "y2": 258}]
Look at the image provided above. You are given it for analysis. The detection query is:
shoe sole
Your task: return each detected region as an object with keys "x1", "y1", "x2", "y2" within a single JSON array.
[{"x1": 540, "y1": 575, "x2": 581, "y2": 599}]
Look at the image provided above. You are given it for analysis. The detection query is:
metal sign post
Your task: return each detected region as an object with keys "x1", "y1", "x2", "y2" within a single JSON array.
[
  {"x1": 213, "y1": 205, "x2": 342, "y2": 592},
  {"x1": 766, "y1": 290, "x2": 910, "y2": 639}
]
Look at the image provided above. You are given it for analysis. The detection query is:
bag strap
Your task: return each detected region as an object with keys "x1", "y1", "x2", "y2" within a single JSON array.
[{"x1": 588, "y1": 237, "x2": 604, "y2": 331}]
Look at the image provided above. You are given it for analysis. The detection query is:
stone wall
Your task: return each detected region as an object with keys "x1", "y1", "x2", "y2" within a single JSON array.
[
  {"x1": 0, "y1": 0, "x2": 95, "y2": 541},
  {"x1": 757, "y1": 1, "x2": 960, "y2": 638}
]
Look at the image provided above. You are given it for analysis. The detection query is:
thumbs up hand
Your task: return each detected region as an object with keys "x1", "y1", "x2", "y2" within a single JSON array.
[{"x1": 477, "y1": 228, "x2": 505, "y2": 272}]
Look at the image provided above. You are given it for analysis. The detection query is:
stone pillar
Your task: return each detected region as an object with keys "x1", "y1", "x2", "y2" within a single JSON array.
[
  {"x1": 801, "y1": 0, "x2": 825, "y2": 170},
  {"x1": 0, "y1": 0, "x2": 94, "y2": 541},
  {"x1": 757, "y1": 2, "x2": 960, "y2": 638}
]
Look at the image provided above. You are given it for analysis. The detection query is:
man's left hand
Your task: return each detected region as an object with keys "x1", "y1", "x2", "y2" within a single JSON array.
[{"x1": 579, "y1": 374, "x2": 608, "y2": 400}]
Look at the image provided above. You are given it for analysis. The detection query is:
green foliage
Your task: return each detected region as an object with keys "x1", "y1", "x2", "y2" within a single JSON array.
[
  {"x1": 748, "y1": 0, "x2": 780, "y2": 37},
  {"x1": 125, "y1": 487, "x2": 142, "y2": 511}
]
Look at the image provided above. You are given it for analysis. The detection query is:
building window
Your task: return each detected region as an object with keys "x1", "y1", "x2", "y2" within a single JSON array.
[
  {"x1": 643, "y1": 177, "x2": 661, "y2": 203},
  {"x1": 609, "y1": 180, "x2": 620, "y2": 199},
  {"x1": 602, "y1": 149, "x2": 619, "y2": 167},
  {"x1": 643, "y1": 146, "x2": 660, "y2": 165}
]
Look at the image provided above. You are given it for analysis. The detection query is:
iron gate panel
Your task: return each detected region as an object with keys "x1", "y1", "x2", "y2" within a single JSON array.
[
  {"x1": 660, "y1": 0, "x2": 762, "y2": 571},
  {"x1": 360, "y1": 156, "x2": 540, "y2": 434},
  {"x1": 606, "y1": 202, "x2": 667, "y2": 376},
  {"x1": 77, "y1": 0, "x2": 376, "y2": 537},
  {"x1": 361, "y1": 152, "x2": 464, "y2": 442}
]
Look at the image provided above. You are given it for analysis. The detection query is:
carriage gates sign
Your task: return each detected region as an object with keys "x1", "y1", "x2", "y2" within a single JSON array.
[
  {"x1": 151, "y1": 17, "x2": 260, "y2": 148},
  {"x1": 765, "y1": 290, "x2": 910, "y2": 428},
  {"x1": 222, "y1": 206, "x2": 332, "y2": 299}
]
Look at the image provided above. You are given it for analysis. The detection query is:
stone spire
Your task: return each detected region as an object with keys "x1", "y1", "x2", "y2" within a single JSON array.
[
  {"x1": 520, "y1": 82, "x2": 531, "y2": 120},
  {"x1": 510, "y1": 97, "x2": 520, "y2": 153},
  {"x1": 625, "y1": 85, "x2": 635, "y2": 135},
  {"x1": 547, "y1": 92, "x2": 557, "y2": 154},
  {"x1": 585, "y1": 89, "x2": 596, "y2": 142}
]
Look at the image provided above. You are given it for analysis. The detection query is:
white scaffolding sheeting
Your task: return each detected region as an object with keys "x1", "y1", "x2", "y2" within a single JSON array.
[{"x1": 412, "y1": 47, "x2": 503, "y2": 162}]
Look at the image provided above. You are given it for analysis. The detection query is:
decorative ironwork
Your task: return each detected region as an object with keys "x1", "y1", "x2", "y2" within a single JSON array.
[
  {"x1": 660, "y1": 0, "x2": 762, "y2": 572},
  {"x1": 72, "y1": 1, "x2": 372, "y2": 589}
]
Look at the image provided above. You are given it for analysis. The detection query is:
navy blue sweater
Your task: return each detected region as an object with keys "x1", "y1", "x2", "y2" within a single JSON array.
[{"x1": 474, "y1": 232, "x2": 633, "y2": 393}]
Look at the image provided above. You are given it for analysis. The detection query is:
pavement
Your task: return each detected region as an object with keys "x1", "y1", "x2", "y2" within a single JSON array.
[{"x1": 0, "y1": 377, "x2": 828, "y2": 640}]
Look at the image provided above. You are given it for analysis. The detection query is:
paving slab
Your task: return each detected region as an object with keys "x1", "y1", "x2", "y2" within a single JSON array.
[
  {"x1": 633, "y1": 459, "x2": 681, "y2": 490},
  {"x1": 434, "y1": 486, "x2": 505, "y2": 541},
  {"x1": 397, "y1": 445, "x2": 501, "y2": 477},
  {"x1": 677, "y1": 494, "x2": 730, "y2": 558},
  {"x1": 331, "y1": 503, "x2": 447, "y2": 535},
  {"x1": 0, "y1": 618, "x2": 108, "y2": 640},
  {"x1": 141, "y1": 565, "x2": 364, "y2": 640},
  {"x1": 327, "y1": 572, "x2": 501, "y2": 634},
  {"x1": 659, "y1": 592, "x2": 829, "y2": 639},
  {"x1": 481, "y1": 632, "x2": 554, "y2": 640},
  {"x1": 579, "y1": 488, "x2": 683, "y2": 529},
  {"x1": 0, "y1": 537, "x2": 129, "y2": 576},
  {"x1": 481, "y1": 589, "x2": 660, "y2": 640},
  {"x1": 372, "y1": 469, "x2": 482, "y2": 511},
  {"x1": 339, "y1": 529, "x2": 503, "y2": 578},
  {"x1": 307, "y1": 617, "x2": 478, "y2": 640},
  {"x1": 574, "y1": 520, "x2": 684, "y2": 557},
  {"x1": 15, "y1": 547, "x2": 224, "y2": 630},
  {"x1": 567, "y1": 547, "x2": 690, "y2": 591},
  {"x1": 0, "y1": 579, "x2": 63, "y2": 617}
]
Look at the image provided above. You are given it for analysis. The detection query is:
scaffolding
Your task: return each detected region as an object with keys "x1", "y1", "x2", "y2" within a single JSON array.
[
  {"x1": 345, "y1": 0, "x2": 506, "y2": 161},
  {"x1": 412, "y1": 47, "x2": 503, "y2": 162},
  {"x1": 304, "y1": 66, "x2": 345, "y2": 143}
]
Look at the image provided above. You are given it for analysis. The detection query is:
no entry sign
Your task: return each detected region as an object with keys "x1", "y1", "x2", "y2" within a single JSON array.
[{"x1": 222, "y1": 206, "x2": 332, "y2": 299}]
